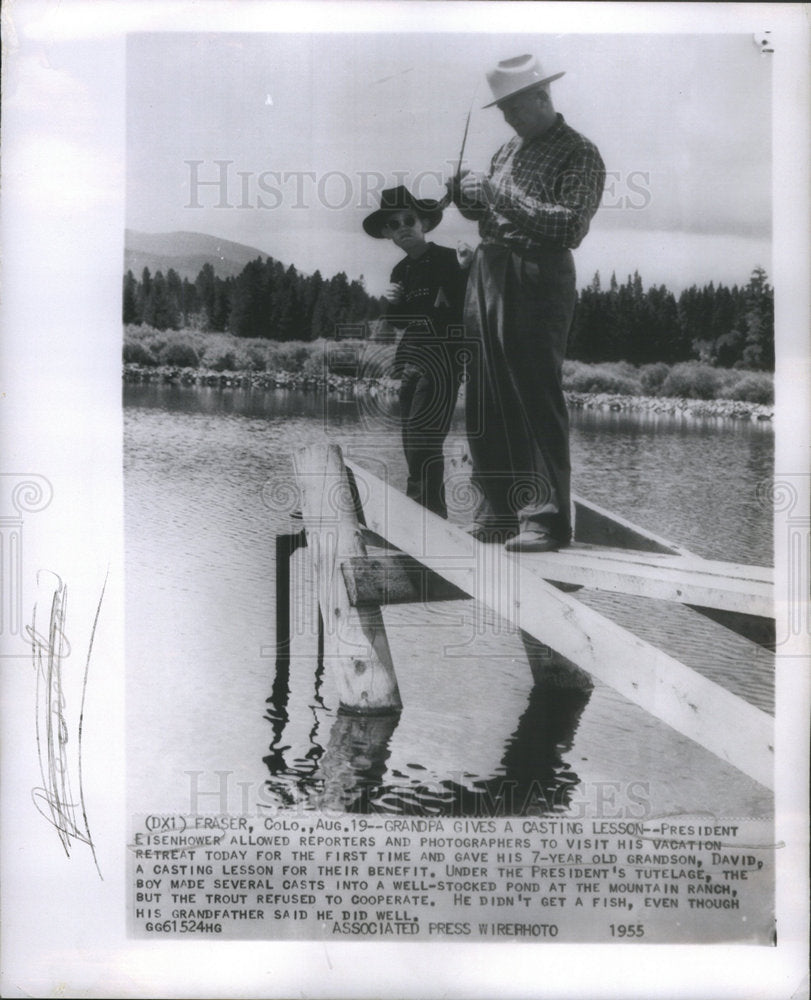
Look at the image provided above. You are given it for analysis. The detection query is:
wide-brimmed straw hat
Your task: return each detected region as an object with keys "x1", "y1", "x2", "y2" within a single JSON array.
[
  {"x1": 362, "y1": 185, "x2": 444, "y2": 239},
  {"x1": 483, "y1": 54, "x2": 565, "y2": 108}
]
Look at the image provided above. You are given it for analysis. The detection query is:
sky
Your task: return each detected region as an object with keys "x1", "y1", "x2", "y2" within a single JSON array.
[{"x1": 122, "y1": 30, "x2": 773, "y2": 295}]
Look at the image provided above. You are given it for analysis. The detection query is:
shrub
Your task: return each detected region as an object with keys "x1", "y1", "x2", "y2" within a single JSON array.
[
  {"x1": 563, "y1": 360, "x2": 642, "y2": 396},
  {"x1": 639, "y1": 362, "x2": 670, "y2": 395},
  {"x1": 246, "y1": 345, "x2": 268, "y2": 372},
  {"x1": 157, "y1": 338, "x2": 200, "y2": 368},
  {"x1": 660, "y1": 362, "x2": 723, "y2": 400},
  {"x1": 301, "y1": 341, "x2": 330, "y2": 377},
  {"x1": 358, "y1": 342, "x2": 397, "y2": 379},
  {"x1": 204, "y1": 348, "x2": 241, "y2": 372},
  {"x1": 720, "y1": 372, "x2": 774, "y2": 405},
  {"x1": 198, "y1": 335, "x2": 259, "y2": 372},
  {"x1": 123, "y1": 339, "x2": 159, "y2": 366},
  {"x1": 611, "y1": 359, "x2": 639, "y2": 379},
  {"x1": 266, "y1": 343, "x2": 311, "y2": 372}
]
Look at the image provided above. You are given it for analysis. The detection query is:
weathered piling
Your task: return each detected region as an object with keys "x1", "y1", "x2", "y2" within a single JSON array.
[{"x1": 294, "y1": 443, "x2": 402, "y2": 714}]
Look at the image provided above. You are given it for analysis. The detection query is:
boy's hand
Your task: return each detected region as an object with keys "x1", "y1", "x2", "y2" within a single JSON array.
[{"x1": 384, "y1": 282, "x2": 405, "y2": 304}]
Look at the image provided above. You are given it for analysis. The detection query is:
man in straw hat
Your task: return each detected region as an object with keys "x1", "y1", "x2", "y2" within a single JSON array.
[
  {"x1": 363, "y1": 185, "x2": 468, "y2": 518},
  {"x1": 448, "y1": 54, "x2": 605, "y2": 551}
]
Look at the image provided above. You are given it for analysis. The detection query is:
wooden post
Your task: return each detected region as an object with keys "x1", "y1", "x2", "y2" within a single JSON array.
[{"x1": 294, "y1": 443, "x2": 402, "y2": 714}]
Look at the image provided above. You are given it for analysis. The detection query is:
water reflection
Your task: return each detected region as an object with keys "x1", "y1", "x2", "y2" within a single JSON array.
[
  {"x1": 318, "y1": 713, "x2": 401, "y2": 812},
  {"x1": 262, "y1": 654, "x2": 592, "y2": 816}
]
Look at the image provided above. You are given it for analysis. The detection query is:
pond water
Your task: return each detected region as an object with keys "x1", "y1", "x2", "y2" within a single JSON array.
[{"x1": 124, "y1": 384, "x2": 774, "y2": 820}]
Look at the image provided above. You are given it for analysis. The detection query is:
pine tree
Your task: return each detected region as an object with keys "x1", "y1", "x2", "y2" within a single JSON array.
[
  {"x1": 738, "y1": 266, "x2": 774, "y2": 370},
  {"x1": 329, "y1": 272, "x2": 352, "y2": 331},
  {"x1": 137, "y1": 267, "x2": 153, "y2": 323},
  {"x1": 166, "y1": 268, "x2": 183, "y2": 326},
  {"x1": 181, "y1": 277, "x2": 200, "y2": 327},
  {"x1": 274, "y1": 264, "x2": 306, "y2": 341},
  {"x1": 570, "y1": 271, "x2": 607, "y2": 361},
  {"x1": 195, "y1": 263, "x2": 217, "y2": 330},
  {"x1": 211, "y1": 277, "x2": 232, "y2": 332},
  {"x1": 229, "y1": 258, "x2": 270, "y2": 338},
  {"x1": 142, "y1": 271, "x2": 179, "y2": 331},
  {"x1": 303, "y1": 270, "x2": 324, "y2": 341},
  {"x1": 123, "y1": 270, "x2": 140, "y2": 324}
]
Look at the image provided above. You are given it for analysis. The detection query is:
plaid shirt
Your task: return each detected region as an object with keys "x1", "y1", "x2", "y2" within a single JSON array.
[{"x1": 477, "y1": 113, "x2": 605, "y2": 253}]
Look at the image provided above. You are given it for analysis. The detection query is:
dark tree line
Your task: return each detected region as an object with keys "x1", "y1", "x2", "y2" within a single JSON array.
[
  {"x1": 124, "y1": 256, "x2": 774, "y2": 370},
  {"x1": 123, "y1": 257, "x2": 386, "y2": 341},
  {"x1": 568, "y1": 266, "x2": 774, "y2": 370}
]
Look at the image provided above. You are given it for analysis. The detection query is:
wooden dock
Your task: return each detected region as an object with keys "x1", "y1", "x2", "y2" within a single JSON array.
[{"x1": 281, "y1": 443, "x2": 774, "y2": 790}]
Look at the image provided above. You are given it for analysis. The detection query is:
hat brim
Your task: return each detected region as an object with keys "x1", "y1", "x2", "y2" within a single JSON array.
[
  {"x1": 362, "y1": 204, "x2": 443, "y2": 239},
  {"x1": 482, "y1": 71, "x2": 566, "y2": 109}
]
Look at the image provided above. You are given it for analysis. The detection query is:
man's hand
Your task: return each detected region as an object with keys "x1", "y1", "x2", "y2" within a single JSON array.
[
  {"x1": 459, "y1": 170, "x2": 493, "y2": 208},
  {"x1": 384, "y1": 281, "x2": 405, "y2": 304},
  {"x1": 456, "y1": 242, "x2": 475, "y2": 269}
]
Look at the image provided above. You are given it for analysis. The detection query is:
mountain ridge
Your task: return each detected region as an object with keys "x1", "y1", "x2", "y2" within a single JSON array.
[{"x1": 124, "y1": 229, "x2": 272, "y2": 281}]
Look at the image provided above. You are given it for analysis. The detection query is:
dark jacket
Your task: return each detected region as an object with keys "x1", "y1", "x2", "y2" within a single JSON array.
[{"x1": 387, "y1": 243, "x2": 467, "y2": 373}]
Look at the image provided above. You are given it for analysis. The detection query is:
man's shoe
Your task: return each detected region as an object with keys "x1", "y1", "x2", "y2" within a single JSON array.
[
  {"x1": 466, "y1": 524, "x2": 516, "y2": 543},
  {"x1": 504, "y1": 529, "x2": 561, "y2": 553}
]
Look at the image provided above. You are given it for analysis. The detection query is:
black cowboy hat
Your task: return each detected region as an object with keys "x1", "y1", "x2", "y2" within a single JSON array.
[{"x1": 362, "y1": 185, "x2": 444, "y2": 238}]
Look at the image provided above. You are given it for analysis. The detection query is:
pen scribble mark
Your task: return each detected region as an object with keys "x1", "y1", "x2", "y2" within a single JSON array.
[{"x1": 27, "y1": 570, "x2": 107, "y2": 879}]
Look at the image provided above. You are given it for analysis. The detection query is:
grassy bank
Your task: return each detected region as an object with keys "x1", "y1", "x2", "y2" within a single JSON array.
[{"x1": 123, "y1": 325, "x2": 774, "y2": 415}]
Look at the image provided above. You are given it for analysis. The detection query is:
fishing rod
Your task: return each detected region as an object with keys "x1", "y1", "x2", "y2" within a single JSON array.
[{"x1": 438, "y1": 86, "x2": 478, "y2": 210}]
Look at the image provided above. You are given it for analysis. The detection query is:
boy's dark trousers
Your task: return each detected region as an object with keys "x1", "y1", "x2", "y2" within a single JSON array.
[{"x1": 398, "y1": 346, "x2": 460, "y2": 518}]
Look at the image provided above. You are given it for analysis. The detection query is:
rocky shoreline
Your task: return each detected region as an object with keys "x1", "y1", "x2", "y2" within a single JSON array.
[
  {"x1": 566, "y1": 391, "x2": 773, "y2": 422},
  {"x1": 122, "y1": 363, "x2": 774, "y2": 422}
]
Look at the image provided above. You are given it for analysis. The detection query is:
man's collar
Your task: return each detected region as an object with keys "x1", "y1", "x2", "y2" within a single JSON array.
[{"x1": 535, "y1": 112, "x2": 566, "y2": 142}]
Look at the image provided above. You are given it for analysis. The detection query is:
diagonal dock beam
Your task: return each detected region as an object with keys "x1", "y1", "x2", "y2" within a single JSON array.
[{"x1": 344, "y1": 457, "x2": 774, "y2": 790}]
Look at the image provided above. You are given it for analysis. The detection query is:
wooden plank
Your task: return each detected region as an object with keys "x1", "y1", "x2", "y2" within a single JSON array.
[
  {"x1": 346, "y1": 458, "x2": 774, "y2": 789},
  {"x1": 342, "y1": 553, "x2": 468, "y2": 605},
  {"x1": 519, "y1": 545, "x2": 773, "y2": 618},
  {"x1": 294, "y1": 444, "x2": 402, "y2": 714},
  {"x1": 345, "y1": 539, "x2": 772, "y2": 618},
  {"x1": 573, "y1": 496, "x2": 774, "y2": 644}
]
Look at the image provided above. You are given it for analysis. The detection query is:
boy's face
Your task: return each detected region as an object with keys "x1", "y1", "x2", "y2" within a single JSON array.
[{"x1": 382, "y1": 211, "x2": 428, "y2": 252}]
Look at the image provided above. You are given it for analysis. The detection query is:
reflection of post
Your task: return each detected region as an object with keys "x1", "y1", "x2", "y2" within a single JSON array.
[
  {"x1": 318, "y1": 712, "x2": 399, "y2": 812},
  {"x1": 294, "y1": 444, "x2": 402, "y2": 713},
  {"x1": 274, "y1": 530, "x2": 306, "y2": 673},
  {"x1": 520, "y1": 632, "x2": 593, "y2": 689},
  {"x1": 0, "y1": 475, "x2": 53, "y2": 658},
  {"x1": 485, "y1": 679, "x2": 592, "y2": 815}
]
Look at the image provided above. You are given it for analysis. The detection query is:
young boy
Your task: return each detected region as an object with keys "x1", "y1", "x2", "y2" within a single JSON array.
[{"x1": 363, "y1": 186, "x2": 469, "y2": 518}]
